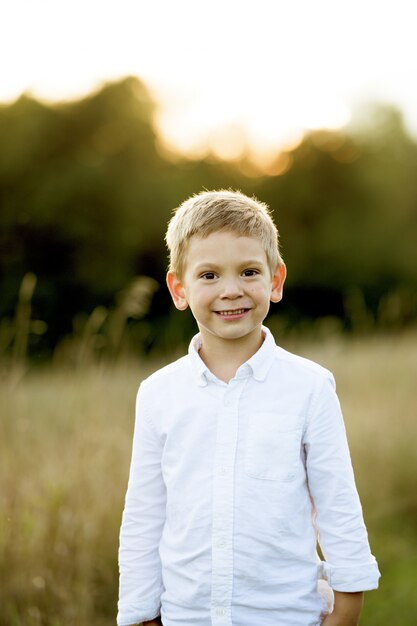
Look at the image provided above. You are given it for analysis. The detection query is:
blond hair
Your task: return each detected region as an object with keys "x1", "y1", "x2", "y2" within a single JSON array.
[{"x1": 165, "y1": 190, "x2": 283, "y2": 277}]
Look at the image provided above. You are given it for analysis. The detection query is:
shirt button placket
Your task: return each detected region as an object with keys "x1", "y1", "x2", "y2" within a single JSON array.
[{"x1": 211, "y1": 382, "x2": 243, "y2": 626}]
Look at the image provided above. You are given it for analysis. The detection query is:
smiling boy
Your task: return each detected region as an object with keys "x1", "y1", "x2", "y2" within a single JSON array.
[
  {"x1": 117, "y1": 190, "x2": 380, "y2": 626},
  {"x1": 167, "y1": 230, "x2": 286, "y2": 382}
]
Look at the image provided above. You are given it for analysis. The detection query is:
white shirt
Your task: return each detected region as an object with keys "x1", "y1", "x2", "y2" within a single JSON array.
[{"x1": 117, "y1": 326, "x2": 380, "y2": 626}]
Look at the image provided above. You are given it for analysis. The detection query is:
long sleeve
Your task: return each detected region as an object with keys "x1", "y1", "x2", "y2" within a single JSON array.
[
  {"x1": 304, "y1": 374, "x2": 380, "y2": 592},
  {"x1": 117, "y1": 383, "x2": 167, "y2": 626}
]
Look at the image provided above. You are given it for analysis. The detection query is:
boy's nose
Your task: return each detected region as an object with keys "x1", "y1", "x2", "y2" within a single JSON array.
[{"x1": 220, "y1": 278, "x2": 243, "y2": 299}]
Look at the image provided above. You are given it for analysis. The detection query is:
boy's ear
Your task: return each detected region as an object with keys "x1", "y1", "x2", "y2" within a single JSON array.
[
  {"x1": 270, "y1": 263, "x2": 286, "y2": 303},
  {"x1": 166, "y1": 271, "x2": 189, "y2": 311}
]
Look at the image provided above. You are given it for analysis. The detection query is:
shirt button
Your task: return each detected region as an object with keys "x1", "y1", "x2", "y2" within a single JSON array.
[
  {"x1": 224, "y1": 396, "x2": 231, "y2": 406},
  {"x1": 216, "y1": 538, "x2": 226, "y2": 548},
  {"x1": 219, "y1": 466, "x2": 227, "y2": 475},
  {"x1": 216, "y1": 607, "x2": 226, "y2": 616}
]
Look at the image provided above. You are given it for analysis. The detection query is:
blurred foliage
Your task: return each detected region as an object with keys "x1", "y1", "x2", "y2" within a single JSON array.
[{"x1": 1, "y1": 77, "x2": 417, "y2": 360}]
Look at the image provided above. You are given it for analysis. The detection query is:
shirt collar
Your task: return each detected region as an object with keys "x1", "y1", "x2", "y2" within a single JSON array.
[
  {"x1": 188, "y1": 325, "x2": 277, "y2": 386},
  {"x1": 188, "y1": 334, "x2": 210, "y2": 386},
  {"x1": 246, "y1": 325, "x2": 277, "y2": 381}
]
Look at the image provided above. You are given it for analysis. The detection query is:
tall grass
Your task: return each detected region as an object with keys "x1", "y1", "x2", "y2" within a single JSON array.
[{"x1": 1, "y1": 332, "x2": 416, "y2": 625}]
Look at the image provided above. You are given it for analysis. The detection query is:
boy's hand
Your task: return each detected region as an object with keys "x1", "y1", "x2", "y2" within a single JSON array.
[
  {"x1": 321, "y1": 591, "x2": 364, "y2": 626},
  {"x1": 142, "y1": 619, "x2": 162, "y2": 626}
]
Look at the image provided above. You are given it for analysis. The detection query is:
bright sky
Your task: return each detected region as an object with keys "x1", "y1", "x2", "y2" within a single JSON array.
[{"x1": 1, "y1": 0, "x2": 417, "y2": 163}]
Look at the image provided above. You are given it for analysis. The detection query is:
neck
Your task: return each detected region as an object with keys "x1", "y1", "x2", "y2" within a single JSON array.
[{"x1": 198, "y1": 329, "x2": 264, "y2": 383}]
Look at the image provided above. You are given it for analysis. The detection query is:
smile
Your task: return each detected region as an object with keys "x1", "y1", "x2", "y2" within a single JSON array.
[{"x1": 215, "y1": 308, "x2": 248, "y2": 316}]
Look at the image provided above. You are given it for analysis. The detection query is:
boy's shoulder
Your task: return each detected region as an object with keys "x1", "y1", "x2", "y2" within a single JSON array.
[
  {"x1": 272, "y1": 341, "x2": 335, "y2": 385},
  {"x1": 140, "y1": 353, "x2": 191, "y2": 389}
]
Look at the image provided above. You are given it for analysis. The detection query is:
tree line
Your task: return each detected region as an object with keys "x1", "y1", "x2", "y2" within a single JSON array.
[{"x1": 1, "y1": 77, "x2": 416, "y2": 359}]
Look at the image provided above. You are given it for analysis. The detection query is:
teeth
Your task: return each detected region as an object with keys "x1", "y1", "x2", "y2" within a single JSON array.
[{"x1": 219, "y1": 309, "x2": 246, "y2": 316}]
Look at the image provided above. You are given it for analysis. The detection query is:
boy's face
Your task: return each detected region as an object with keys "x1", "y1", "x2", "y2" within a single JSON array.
[{"x1": 167, "y1": 231, "x2": 286, "y2": 352}]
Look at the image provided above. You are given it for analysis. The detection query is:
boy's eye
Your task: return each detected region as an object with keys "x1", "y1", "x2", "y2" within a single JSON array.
[
  {"x1": 242, "y1": 269, "x2": 259, "y2": 277},
  {"x1": 200, "y1": 272, "x2": 217, "y2": 280}
]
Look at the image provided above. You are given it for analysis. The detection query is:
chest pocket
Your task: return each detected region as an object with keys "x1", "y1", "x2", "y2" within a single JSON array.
[{"x1": 245, "y1": 413, "x2": 303, "y2": 481}]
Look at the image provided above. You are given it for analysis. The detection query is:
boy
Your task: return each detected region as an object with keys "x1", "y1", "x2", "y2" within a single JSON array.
[{"x1": 117, "y1": 190, "x2": 380, "y2": 626}]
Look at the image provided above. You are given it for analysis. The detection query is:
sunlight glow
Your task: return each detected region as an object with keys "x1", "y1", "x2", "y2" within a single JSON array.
[{"x1": 1, "y1": 0, "x2": 416, "y2": 162}]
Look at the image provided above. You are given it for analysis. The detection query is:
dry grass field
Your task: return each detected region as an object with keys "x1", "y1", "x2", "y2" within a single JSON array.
[{"x1": 1, "y1": 331, "x2": 416, "y2": 626}]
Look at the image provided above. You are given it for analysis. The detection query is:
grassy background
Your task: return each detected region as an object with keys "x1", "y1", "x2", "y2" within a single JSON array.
[{"x1": 1, "y1": 332, "x2": 416, "y2": 625}]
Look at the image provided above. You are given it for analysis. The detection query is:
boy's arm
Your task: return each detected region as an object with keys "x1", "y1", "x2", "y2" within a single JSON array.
[
  {"x1": 123, "y1": 620, "x2": 162, "y2": 626},
  {"x1": 322, "y1": 591, "x2": 364, "y2": 625},
  {"x1": 304, "y1": 375, "x2": 380, "y2": 600},
  {"x1": 117, "y1": 383, "x2": 166, "y2": 626}
]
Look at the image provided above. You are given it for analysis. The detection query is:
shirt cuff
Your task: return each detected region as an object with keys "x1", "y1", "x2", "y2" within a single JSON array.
[
  {"x1": 321, "y1": 559, "x2": 381, "y2": 592},
  {"x1": 117, "y1": 599, "x2": 161, "y2": 626}
]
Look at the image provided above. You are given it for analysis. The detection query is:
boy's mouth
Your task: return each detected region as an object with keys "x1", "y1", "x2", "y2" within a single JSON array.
[{"x1": 215, "y1": 308, "x2": 249, "y2": 317}]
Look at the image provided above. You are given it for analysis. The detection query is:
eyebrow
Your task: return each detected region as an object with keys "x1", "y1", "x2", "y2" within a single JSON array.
[{"x1": 193, "y1": 259, "x2": 266, "y2": 271}]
